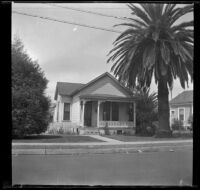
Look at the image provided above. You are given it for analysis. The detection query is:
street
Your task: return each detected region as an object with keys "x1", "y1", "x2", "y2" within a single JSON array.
[{"x1": 12, "y1": 148, "x2": 192, "y2": 186}]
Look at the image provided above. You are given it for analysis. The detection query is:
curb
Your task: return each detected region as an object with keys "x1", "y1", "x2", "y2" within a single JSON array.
[
  {"x1": 12, "y1": 140, "x2": 193, "y2": 149},
  {"x1": 12, "y1": 144, "x2": 192, "y2": 155}
]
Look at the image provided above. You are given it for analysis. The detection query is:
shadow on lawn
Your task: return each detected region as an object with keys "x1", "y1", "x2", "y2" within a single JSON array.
[{"x1": 13, "y1": 135, "x2": 62, "y2": 140}]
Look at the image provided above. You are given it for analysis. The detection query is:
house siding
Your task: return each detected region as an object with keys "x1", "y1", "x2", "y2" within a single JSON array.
[
  {"x1": 76, "y1": 76, "x2": 130, "y2": 97},
  {"x1": 53, "y1": 95, "x2": 72, "y2": 122},
  {"x1": 53, "y1": 95, "x2": 62, "y2": 122},
  {"x1": 170, "y1": 104, "x2": 193, "y2": 128},
  {"x1": 71, "y1": 95, "x2": 81, "y2": 125}
]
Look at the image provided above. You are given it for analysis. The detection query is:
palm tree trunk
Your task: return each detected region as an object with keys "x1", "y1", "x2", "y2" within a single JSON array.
[{"x1": 155, "y1": 76, "x2": 172, "y2": 137}]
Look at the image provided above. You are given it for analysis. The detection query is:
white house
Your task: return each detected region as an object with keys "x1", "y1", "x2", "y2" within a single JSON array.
[
  {"x1": 169, "y1": 90, "x2": 193, "y2": 130},
  {"x1": 50, "y1": 72, "x2": 137, "y2": 135}
]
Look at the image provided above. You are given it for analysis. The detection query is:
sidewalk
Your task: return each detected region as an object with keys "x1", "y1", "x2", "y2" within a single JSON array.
[
  {"x1": 12, "y1": 139, "x2": 193, "y2": 155},
  {"x1": 85, "y1": 135, "x2": 123, "y2": 143}
]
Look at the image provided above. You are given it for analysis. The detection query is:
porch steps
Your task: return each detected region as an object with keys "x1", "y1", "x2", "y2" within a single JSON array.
[{"x1": 80, "y1": 128, "x2": 100, "y2": 135}]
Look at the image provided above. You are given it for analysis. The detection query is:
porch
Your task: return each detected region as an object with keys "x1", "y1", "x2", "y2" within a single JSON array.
[{"x1": 79, "y1": 94, "x2": 136, "y2": 130}]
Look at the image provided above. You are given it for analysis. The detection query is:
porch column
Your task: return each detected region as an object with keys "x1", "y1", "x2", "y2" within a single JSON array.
[
  {"x1": 110, "y1": 102, "x2": 112, "y2": 122},
  {"x1": 133, "y1": 101, "x2": 136, "y2": 128},
  {"x1": 97, "y1": 101, "x2": 101, "y2": 128},
  {"x1": 82, "y1": 100, "x2": 86, "y2": 128}
]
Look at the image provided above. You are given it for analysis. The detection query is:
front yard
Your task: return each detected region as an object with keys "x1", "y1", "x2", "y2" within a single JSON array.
[
  {"x1": 103, "y1": 132, "x2": 193, "y2": 142},
  {"x1": 12, "y1": 134, "x2": 104, "y2": 143},
  {"x1": 12, "y1": 131, "x2": 193, "y2": 144}
]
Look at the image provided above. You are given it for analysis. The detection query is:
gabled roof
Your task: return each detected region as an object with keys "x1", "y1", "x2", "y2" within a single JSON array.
[
  {"x1": 71, "y1": 72, "x2": 133, "y2": 96},
  {"x1": 79, "y1": 94, "x2": 136, "y2": 101},
  {"x1": 54, "y1": 82, "x2": 84, "y2": 100},
  {"x1": 54, "y1": 72, "x2": 133, "y2": 100},
  {"x1": 170, "y1": 90, "x2": 193, "y2": 105}
]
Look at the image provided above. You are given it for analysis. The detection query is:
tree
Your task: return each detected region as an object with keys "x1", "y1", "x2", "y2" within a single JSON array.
[
  {"x1": 107, "y1": 4, "x2": 193, "y2": 137},
  {"x1": 12, "y1": 37, "x2": 51, "y2": 138}
]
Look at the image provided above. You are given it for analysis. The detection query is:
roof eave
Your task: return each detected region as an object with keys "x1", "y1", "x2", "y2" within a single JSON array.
[
  {"x1": 71, "y1": 72, "x2": 133, "y2": 97},
  {"x1": 170, "y1": 102, "x2": 193, "y2": 106}
]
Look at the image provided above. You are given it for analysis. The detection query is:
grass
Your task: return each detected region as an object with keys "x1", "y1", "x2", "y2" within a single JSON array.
[
  {"x1": 103, "y1": 132, "x2": 193, "y2": 142},
  {"x1": 12, "y1": 134, "x2": 104, "y2": 143}
]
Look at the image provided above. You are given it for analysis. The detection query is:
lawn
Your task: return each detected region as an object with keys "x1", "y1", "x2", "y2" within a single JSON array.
[
  {"x1": 103, "y1": 132, "x2": 193, "y2": 142},
  {"x1": 12, "y1": 135, "x2": 104, "y2": 143}
]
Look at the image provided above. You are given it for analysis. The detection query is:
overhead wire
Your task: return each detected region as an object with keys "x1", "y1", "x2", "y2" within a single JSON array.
[
  {"x1": 12, "y1": 10, "x2": 193, "y2": 43},
  {"x1": 43, "y1": 3, "x2": 129, "y2": 21},
  {"x1": 12, "y1": 10, "x2": 122, "y2": 34},
  {"x1": 40, "y1": 3, "x2": 193, "y2": 44}
]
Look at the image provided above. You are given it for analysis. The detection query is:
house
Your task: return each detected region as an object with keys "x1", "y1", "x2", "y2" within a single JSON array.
[
  {"x1": 49, "y1": 103, "x2": 56, "y2": 122},
  {"x1": 51, "y1": 72, "x2": 137, "y2": 135},
  {"x1": 169, "y1": 90, "x2": 193, "y2": 129}
]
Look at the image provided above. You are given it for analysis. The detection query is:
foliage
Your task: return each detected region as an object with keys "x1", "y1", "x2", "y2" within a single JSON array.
[
  {"x1": 12, "y1": 37, "x2": 51, "y2": 138},
  {"x1": 104, "y1": 122, "x2": 110, "y2": 135},
  {"x1": 107, "y1": 4, "x2": 193, "y2": 136},
  {"x1": 134, "y1": 86, "x2": 158, "y2": 136},
  {"x1": 171, "y1": 118, "x2": 184, "y2": 131},
  {"x1": 187, "y1": 114, "x2": 193, "y2": 131},
  {"x1": 108, "y1": 4, "x2": 193, "y2": 88}
]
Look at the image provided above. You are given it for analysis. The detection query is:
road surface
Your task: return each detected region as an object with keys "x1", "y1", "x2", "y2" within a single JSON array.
[{"x1": 12, "y1": 148, "x2": 192, "y2": 186}]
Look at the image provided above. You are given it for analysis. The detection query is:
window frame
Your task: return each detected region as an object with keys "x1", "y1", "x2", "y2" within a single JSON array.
[
  {"x1": 170, "y1": 109, "x2": 175, "y2": 117},
  {"x1": 63, "y1": 102, "x2": 71, "y2": 121},
  {"x1": 102, "y1": 102, "x2": 111, "y2": 121},
  {"x1": 111, "y1": 102, "x2": 119, "y2": 121},
  {"x1": 178, "y1": 107, "x2": 185, "y2": 122}
]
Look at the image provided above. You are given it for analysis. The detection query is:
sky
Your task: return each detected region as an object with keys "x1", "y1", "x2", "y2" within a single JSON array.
[{"x1": 12, "y1": 2, "x2": 193, "y2": 103}]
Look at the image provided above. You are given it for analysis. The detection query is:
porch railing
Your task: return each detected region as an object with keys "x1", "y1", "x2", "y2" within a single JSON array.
[{"x1": 99, "y1": 121, "x2": 134, "y2": 128}]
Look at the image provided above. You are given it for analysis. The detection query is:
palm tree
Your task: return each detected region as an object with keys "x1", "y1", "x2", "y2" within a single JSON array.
[{"x1": 107, "y1": 4, "x2": 193, "y2": 137}]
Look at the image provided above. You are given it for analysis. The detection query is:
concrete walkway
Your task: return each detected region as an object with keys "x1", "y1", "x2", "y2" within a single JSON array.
[{"x1": 88, "y1": 135, "x2": 123, "y2": 143}]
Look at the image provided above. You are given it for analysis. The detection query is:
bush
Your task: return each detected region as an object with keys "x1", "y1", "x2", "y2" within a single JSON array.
[
  {"x1": 188, "y1": 115, "x2": 193, "y2": 131},
  {"x1": 171, "y1": 119, "x2": 184, "y2": 131},
  {"x1": 123, "y1": 130, "x2": 135, "y2": 136},
  {"x1": 134, "y1": 86, "x2": 158, "y2": 136},
  {"x1": 12, "y1": 37, "x2": 51, "y2": 138},
  {"x1": 104, "y1": 122, "x2": 110, "y2": 135},
  {"x1": 136, "y1": 122, "x2": 156, "y2": 136}
]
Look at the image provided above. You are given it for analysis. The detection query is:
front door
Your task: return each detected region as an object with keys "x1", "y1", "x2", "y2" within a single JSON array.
[{"x1": 84, "y1": 101, "x2": 92, "y2": 127}]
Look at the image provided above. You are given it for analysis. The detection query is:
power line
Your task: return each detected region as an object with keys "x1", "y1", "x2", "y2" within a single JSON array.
[
  {"x1": 12, "y1": 11, "x2": 193, "y2": 43},
  {"x1": 43, "y1": 3, "x2": 129, "y2": 21},
  {"x1": 12, "y1": 10, "x2": 122, "y2": 34}
]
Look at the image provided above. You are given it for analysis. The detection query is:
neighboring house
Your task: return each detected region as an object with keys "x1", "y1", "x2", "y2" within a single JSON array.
[
  {"x1": 52, "y1": 72, "x2": 137, "y2": 134},
  {"x1": 169, "y1": 90, "x2": 193, "y2": 129}
]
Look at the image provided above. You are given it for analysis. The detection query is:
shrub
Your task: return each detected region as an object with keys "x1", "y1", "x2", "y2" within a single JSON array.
[
  {"x1": 104, "y1": 122, "x2": 110, "y2": 135},
  {"x1": 188, "y1": 115, "x2": 193, "y2": 131},
  {"x1": 123, "y1": 130, "x2": 135, "y2": 136},
  {"x1": 133, "y1": 86, "x2": 158, "y2": 136},
  {"x1": 171, "y1": 119, "x2": 184, "y2": 131},
  {"x1": 136, "y1": 123, "x2": 156, "y2": 136}
]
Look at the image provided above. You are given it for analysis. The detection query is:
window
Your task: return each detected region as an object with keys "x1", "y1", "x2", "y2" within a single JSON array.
[
  {"x1": 179, "y1": 108, "x2": 184, "y2": 121},
  {"x1": 63, "y1": 103, "x2": 70, "y2": 121},
  {"x1": 171, "y1": 110, "x2": 175, "y2": 117},
  {"x1": 103, "y1": 102, "x2": 110, "y2": 121},
  {"x1": 128, "y1": 104, "x2": 134, "y2": 121},
  {"x1": 112, "y1": 102, "x2": 119, "y2": 121}
]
